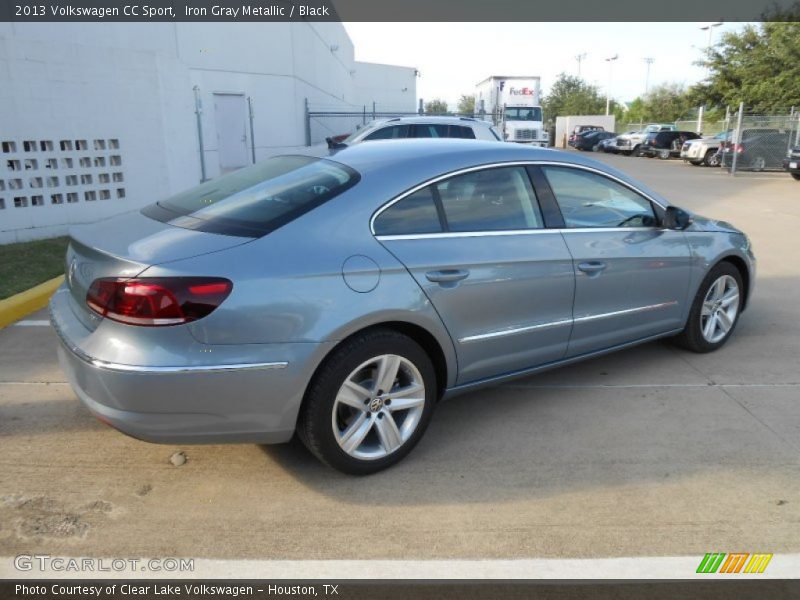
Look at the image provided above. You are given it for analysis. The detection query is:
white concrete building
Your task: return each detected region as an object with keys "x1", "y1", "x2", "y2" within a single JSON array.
[{"x1": 0, "y1": 23, "x2": 416, "y2": 243}]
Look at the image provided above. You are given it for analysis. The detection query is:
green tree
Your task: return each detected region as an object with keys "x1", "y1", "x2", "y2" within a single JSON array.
[
  {"x1": 691, "y1": 21, "x2": 800, "y2": 112},
  {"x1": 541, "y1": 73, "x2": 607, "y2": 122},
  {"x1": 457, "y1": 94, "x2": 475, "y2": 116},
  {"x1": 424, "y1": 98, "x2": 449, "y2": 115},
  {"x1": 642, "y1": 83, "x2": 693, "y2": 123}
]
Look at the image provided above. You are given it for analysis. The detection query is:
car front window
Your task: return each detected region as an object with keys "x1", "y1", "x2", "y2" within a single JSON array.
[{"x1": 542, "y1": 166, "x2": 657, "y2": 229}]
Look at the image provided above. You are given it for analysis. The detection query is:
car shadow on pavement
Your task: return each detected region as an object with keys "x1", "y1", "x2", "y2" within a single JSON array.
[{"x1": 259, "y1": 296, "x2": 798, "y2": 507}]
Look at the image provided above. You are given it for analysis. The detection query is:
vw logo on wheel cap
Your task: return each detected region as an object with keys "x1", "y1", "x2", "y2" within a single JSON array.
[{"x1": 369, "y1": 398, "x2": 384, "y2": 413}]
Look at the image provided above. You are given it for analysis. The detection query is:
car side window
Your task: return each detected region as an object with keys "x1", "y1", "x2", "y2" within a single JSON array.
[
  {"x1": 373, "y1": 186, "x2": 442, "y2": 236},
  {"x1": 455, "y1": 126, "x2": 476, "y2": 139},
  {"x1": 436, "y1": 167, "x2": 543, "y2": 232},
  {"x1": 364, "y1": 125, "x2": 410, "y2": 141},
  {"x1": 413, "y1": 124, "x2": 451, "y2": 138},
  {"x1": 542, "y1": 166, "x2": 657, "y2": 228}
]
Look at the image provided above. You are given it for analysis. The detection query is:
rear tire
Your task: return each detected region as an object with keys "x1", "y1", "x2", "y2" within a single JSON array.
[
  {"x1": 659, "y1": 149, "x2": 671, "y2": 160},
  {"x1": 791, "y1": 173, "x2": 800, "y2": 181},
  {"x1": 750, "y1": 156, "x2": 766, "y2": 171},
  {"x1": 673, "y1": 262, "x2": 743, "y2": 353},
  {"x1": 297, "y1": 329, "x2": 437, "y2": 475}
]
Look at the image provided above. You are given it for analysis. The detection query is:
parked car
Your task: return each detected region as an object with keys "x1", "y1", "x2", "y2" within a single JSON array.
[
  {"x1": 680, "y1": 130, "x2": 732, "y2": 167},
  {"x1": 641, "y1": 131, "x2": 701, "y2": 159},
  {"x1": 568, "y1": 125, "x2": 605, "y2": 147},
  {"x1": 720, "y1": 128, "x2": 791, "y2": 171},
  {"x1": 574, "y1": 130, "x2": 617, "y2": 151},
  {"x1": 327, "y1": 116, "x2": 501, "y2": 149},
  {"x1": 616, "y1": 124, "x2": 678, "y2": 156},
  {"x1": 783, "y1": 145, "x2": 800, "y2": 180},
  {"x1": 50, "y1": 140, "x2": 755, "y2": 474}
]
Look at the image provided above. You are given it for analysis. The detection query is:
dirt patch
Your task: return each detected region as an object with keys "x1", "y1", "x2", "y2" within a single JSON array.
[{"x1": 2, "y1": 494, "x2": 115, "y2": 541}]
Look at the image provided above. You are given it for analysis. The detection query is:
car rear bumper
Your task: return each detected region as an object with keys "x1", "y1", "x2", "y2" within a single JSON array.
[
  {"x1": 784, "y1": 158, "x2": 800, "y2": 174},
  {"x1": 50, "y1": 286, "x2": 330, "y2": 444}
]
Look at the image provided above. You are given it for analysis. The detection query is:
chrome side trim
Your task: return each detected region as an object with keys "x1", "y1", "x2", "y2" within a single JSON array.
[
  {"x1": 369, "y1": 159, "x2": 667, "y2": 235},
  {"x1": 377, "y1": 226, "x2": 660, "y2": 242},
  {"x1": 459, "y1": 318, "x2": 572, "y2": 343},
  {"x1": 572, "y1": 300, "x2": 678, "y2": 323},
  {"x1": 457, "y1": 301, "x2": 678, "y2": 344}
]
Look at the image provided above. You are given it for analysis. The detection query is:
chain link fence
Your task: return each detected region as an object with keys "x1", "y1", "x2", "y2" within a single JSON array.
[{"x1": 723, "y1": 106, "x2": 797, "y2": 174}]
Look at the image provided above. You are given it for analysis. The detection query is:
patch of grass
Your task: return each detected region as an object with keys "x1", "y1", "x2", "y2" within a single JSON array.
[{"x1": 0, "y1": 237, "x2": 69, "y2": 300}]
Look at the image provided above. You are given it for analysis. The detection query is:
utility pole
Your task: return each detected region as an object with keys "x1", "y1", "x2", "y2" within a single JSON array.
[
  {"x1": 605, "y1": 54, "x2": 618, "y2": 116},
  {"x1": 643, "y1": 57, "x2": 654, "y2": 95},
  {"x1": 575, "y1": 53, "x2": 587, "y2": 78}
]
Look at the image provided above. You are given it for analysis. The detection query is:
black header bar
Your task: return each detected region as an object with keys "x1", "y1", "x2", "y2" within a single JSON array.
[{"x1": 2, "y1": 0, "x2": 800, "y2": 22}]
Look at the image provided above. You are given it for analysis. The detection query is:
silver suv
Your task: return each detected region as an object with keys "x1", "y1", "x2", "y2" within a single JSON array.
[
  {"x1": 329, "y1": 116, "x2": 502, "y2": 148},
  {"x1": 680, "y1": 131, "x2": 732, "y2": 167}
]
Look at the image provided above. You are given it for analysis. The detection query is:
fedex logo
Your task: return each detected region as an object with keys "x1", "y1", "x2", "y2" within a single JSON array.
[{"x1": 509, "y1": 87, "x2": 535, "y2": 96}]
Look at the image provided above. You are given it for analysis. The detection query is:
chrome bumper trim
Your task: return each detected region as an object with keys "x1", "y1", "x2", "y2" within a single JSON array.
[{"x1": 51, "y1": 311, "x2": 288, "y2": 374}]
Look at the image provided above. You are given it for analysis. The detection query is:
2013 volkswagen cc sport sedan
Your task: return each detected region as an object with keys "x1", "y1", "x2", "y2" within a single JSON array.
[{"x1": 51, "y1": 140, "x2": 755, "y2": 474}]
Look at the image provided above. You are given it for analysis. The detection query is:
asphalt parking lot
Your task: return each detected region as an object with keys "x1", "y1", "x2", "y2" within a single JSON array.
[{"x1": 1, "y1": 152, "x2": 799, "y2": 566}]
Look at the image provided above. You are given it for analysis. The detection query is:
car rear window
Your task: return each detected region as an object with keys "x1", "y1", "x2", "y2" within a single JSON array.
[{"x1": 142, "y1": 155, "x2": 359, "y2": 237}]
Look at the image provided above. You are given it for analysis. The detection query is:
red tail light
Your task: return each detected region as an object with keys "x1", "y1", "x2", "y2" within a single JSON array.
[{"x1": 86, "y1": 277, "x2": 232, "y2": 326}]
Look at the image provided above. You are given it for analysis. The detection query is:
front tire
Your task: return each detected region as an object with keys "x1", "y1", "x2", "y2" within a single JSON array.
[
  {"x1": 297, "y1": 329, "x2": 437, "y2": 474},
  {"x1": 704, "y1": 149, "x2": 720, "y2": 167},
  {"x1": 674, "y1": 262, "x2": 743, "y2": 353},
  {"x1": 632, "y1": 145, "x2": 642, "y2": 157},
  {"x1": 791, "y1": 173, "x2": 800, "y2": 181}
]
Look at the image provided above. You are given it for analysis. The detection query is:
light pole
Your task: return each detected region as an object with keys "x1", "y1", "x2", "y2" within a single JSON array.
[
  {"x1": 605, "y1": 54, "x2": 618, "y2": 116},
  {"x1": 575, "y1": 53, "x2": 587, "y2": 78},
  {"x1": 700, "y1": 22, "x2": 722, "y2": 75},
  {"x1": 643, "y1": 57, "x2": 654, "y2": 95}
]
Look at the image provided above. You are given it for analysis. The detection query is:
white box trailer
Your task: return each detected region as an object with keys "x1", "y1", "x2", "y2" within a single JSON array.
[
  {"x1": 475, "y1": 76, "x2": 547, "y2": 146},
  {"x1": 554, "y1": 115, "x2": 616, "y2": 149}
]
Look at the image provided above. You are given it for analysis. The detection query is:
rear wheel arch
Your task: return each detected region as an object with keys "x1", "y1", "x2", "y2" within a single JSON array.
[{"x1": 310, "y1": 321, "x2": 451, "y2": 401}]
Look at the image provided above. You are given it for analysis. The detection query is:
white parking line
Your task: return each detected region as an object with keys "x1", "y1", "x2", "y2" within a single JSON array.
[
  {"x1": 1, "y1": 555, "x2": 796, "y2": 579},
  {"x1": 12, "y1": 320, "x2": 50, "y2": 327}
]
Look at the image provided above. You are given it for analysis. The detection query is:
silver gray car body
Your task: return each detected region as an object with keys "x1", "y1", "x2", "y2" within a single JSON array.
[{"x1": 51, "y1": 140, "x2": 755, "y2": 445}]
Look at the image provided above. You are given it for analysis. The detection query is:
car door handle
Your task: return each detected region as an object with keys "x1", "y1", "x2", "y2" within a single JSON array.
[
  {"x1": 425, "y1": 269, "x2": 470, "y2": 283},
  {"x1": 577, "y1": 261, "x2": 607, "y2": 274}
]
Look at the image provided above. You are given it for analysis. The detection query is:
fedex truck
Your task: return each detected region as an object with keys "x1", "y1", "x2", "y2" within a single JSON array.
[{"x1": 475, "y1": 76, "x2": 547, "y2": 147}]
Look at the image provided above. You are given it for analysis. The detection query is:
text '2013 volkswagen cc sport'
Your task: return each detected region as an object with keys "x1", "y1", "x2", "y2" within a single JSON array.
[{"x1": 51, "y1": 140, "x2": 755, "y2": 474}]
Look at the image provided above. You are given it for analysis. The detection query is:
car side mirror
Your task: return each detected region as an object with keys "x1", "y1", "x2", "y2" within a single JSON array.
[{"x1": 663, "y1": 206, "x2": 693, "y2": 230}]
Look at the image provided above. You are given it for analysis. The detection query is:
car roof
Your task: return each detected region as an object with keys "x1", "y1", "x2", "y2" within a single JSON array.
[
  {"x1": 323, "y1": 139, "x2": 669, "y2": 205},
  {"x1": 368, "y1": 116, "x2": 493, "y2": 128}
]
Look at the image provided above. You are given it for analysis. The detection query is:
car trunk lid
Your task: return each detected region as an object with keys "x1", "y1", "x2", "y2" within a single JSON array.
[{"x1": 65, "y1": 210, "x2": 252, "y2": 330}]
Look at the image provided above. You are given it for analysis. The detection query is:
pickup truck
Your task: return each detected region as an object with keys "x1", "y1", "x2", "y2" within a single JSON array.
[{"x1": 615, "y1": 124, "x2": 677, "y2": 156}]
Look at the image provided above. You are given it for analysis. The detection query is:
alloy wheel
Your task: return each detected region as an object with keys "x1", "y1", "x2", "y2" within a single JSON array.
[
  {"x1": 700, "y1": 275, "x2": 740, "y2": 344},
  {"x1": 331, "y1": 354, "x2": 426, "y2": 460},
  {"x1": 751, "y1": 156, "x2": 766, "y2": 171}
]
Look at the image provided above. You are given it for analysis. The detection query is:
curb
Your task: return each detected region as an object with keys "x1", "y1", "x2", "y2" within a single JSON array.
[{"x1": 0, "y1": 275, "x2": 64, "y2": 329}]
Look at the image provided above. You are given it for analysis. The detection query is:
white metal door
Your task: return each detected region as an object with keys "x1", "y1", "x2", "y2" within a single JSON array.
[{"x1": 213, "y1": 93, "x2": 248, "y2": 172}]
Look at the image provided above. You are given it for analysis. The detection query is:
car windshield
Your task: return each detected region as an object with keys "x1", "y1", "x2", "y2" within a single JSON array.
[
  {"x1": 505, "y1": 107, "x2": 542, "y2": 121},
  {"x1": 147, "y1": 156, "x2": 359, "y2": 237}
]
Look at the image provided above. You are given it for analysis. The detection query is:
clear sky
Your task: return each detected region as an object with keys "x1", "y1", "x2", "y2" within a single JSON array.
[{"x1": 343, "y1": 22, "x2": 746, "y2": 108}]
